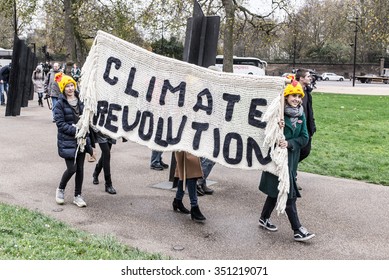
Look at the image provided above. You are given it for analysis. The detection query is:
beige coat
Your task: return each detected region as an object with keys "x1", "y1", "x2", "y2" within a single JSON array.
[{"x1": 174, "y1": 151, "x2": 203, "y2": 180}]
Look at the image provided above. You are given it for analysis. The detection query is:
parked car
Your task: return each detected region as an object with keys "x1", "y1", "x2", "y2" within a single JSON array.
[{"x1": 321, "y1": 72, "x2": 345, "y2": 81}]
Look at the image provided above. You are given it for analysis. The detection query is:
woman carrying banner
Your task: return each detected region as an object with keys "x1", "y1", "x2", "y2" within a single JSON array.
[
  {"x1": 172, "y1": 151, "x2": 206, "y2": 222},
  {"x1": 54, "y1": 72, "x2": 93, "y2": 207},
  {"x1": 258, "y1": 80, "x2": 315, "y2": 242}
]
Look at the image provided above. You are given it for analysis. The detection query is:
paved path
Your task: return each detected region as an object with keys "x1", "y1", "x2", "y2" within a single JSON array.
[{"x1": 0, "y1": 85, "x2": 388, "y2": 260}]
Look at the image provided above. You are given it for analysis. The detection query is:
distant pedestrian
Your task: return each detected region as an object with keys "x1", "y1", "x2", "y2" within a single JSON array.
[
  {"x1": 71, "y1": 63, "x2": 81, "y2": 83},
  {"x1": 31, "y1": 64, "x2": 46, "y2": 107},
  {"x1": 44, "y1": 62, "x2": 61, "y2": 122},
  {"x1": 0, "y1": 63, "x2": 11, "y2": 106},
  {"x1": 42, "y1": 61, "x2": 51, "y2": 76},
  {"x1": 54, "y1": 72, "x2": 93, "y2": 207}
]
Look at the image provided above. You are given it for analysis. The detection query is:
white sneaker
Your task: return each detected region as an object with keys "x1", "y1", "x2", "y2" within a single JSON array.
[
  {"x1": 56, "y1": 188, "x2": 65, "y2": 205},
  {"x1": 73, "y1": 195, "x2": 87, "y2": 207}
]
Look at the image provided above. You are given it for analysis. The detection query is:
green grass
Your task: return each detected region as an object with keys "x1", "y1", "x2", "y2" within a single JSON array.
[
  {"x1": 299, "y1": 93, "x2": 389, "y2": 186},
  {"x1": 0, "y1": 203, "x2": 166, "y2": 260}
]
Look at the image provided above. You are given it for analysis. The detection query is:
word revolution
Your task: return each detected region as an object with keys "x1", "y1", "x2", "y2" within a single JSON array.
[{"x1": 93, "y1": 57, "x2": 272, "y2": 168}]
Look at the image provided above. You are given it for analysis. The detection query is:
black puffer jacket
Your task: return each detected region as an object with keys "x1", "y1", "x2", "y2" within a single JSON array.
[{"x1": 54, "y1": 93, "x2": 92, "y2": 159}]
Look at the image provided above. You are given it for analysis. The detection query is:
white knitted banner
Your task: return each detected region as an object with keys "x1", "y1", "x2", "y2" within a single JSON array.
[
  {"x1": 77, "y1": 30, "x2": 286, "y2": 173},
  {"x1": 76, "y1": 31, "x2": 290, "y2": 213}
]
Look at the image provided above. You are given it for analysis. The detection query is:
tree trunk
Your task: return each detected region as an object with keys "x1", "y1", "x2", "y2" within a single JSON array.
[
  {"x1": 63, "y1": 0, "x2": 77, "y2": 64},
  {"x1": 222, "y1": 0, "x2": 235, "y2": 73}
]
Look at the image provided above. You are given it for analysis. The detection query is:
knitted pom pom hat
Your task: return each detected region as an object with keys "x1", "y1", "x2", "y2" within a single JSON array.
[
  {"x1": 286, "y1": 73, "x2": 295, "y2": 80},
  {"x1": 54, "y1": 72, "x2": 77, "y2": 93},
  {"x1": 284, "y1": 79, "x2": 305, "y2": 98}
]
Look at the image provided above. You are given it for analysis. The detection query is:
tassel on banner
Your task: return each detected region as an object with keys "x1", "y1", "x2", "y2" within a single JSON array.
[
  {"x1": 262, "y1": 86, "x2": 290, "y2": 215},
  {"x1": 75, "y1": 36, "x2": 100, "y2": 152}
]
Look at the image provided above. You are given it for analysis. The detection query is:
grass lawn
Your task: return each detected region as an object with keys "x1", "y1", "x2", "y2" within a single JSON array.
[
  {"x1": 299, "y1": 93, "x2": 389, "y2": 186},
  {"x1": 0, "y1": 203, "x2": 166, "y2": 260}
]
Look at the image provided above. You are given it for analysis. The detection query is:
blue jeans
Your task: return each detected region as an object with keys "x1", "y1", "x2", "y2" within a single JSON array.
[
  {"x1": 51, "y1": 96, "x2": 58, "y2": 119},
  {"x1": 198, "y1": 157, "x2": 216, "y2": 185},
  {"x1": 175, "y1": 178, "x2": 198, "y2": 207},
  {"x1": 0, "y1": 83, "x2": 5, "y2": 104},
  {"x1": 150, "y1": 150, "x2": 163, "y2": 165}
]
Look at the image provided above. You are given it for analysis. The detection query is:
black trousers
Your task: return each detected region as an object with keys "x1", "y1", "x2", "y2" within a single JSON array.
[
  {"x1": 260, "y1": 196, "x2": 302, "y2": 231},
  {"x1": 95, "y1": 142, "x2": 112, "y2": 184},
  {"x1": 59, "y1": 152, "x2": 86, "y2": 196}
]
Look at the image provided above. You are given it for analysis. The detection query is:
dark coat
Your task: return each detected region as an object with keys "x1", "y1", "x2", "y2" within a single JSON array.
[
  {"x1": 302, "y1": 86, "x2": 316, "y2": 137},
  {"x1": 54, "y1": 94, "x2": 92, "y2": 159},
  {"x1": 259, "y1": 112, "x2": 309, "y2": 199},
  {"x1": 0, "y1": 65, "x2": 11, "y2": 82}
]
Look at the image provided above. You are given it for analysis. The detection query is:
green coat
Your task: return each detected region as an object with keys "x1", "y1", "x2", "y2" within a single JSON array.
[{"x1": 259, "y1": 112, "x2": 309, "y2": 199}]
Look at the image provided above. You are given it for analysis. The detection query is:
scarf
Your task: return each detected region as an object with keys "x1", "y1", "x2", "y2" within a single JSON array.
[{"x1": 284, "y1": 105, "x2": 303, "y2": 128}]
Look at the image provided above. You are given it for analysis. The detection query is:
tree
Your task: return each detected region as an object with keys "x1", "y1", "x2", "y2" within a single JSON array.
[
  {"x1": 0, "y1": 0, "x2": 38, "y2": 43},
  {"x1": 42, "y1": 0, "x2": 145, "y2": 64},
  {"x1": 151, "y1": 37, "x2": 184, "y2": 60},
  {"x1": 137, "y1": 0, "x2": 288, "y2": 71},
  {"x1": 222, "y1": 0, "x2": 235, "y2": 72}
]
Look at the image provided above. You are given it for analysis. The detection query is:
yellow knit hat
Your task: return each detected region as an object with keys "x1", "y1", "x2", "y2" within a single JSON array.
[
  {"x1": 284, "y1": 79, "x2": 305, "y2": 98},
  {"x1": 55, "y1": 72, "x2": 77, "y2": 93}
]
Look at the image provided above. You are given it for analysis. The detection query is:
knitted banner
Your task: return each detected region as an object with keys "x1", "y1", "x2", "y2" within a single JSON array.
[{"x1": 76, "y1": 31, "x2": 289, "y2": 212}]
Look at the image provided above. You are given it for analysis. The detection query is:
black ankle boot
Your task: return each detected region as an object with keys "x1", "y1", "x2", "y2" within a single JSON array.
[
  {"x1": 105, "y1": 183, "x2": 117, "y2": 194},
  {"x1": 191, "y1": 205, "x2": 206, "y2": 222},
  {"x1": 93, "y1": 164, "x2": 101, "y2": 185},
  {"x1": 92, "y1": 171, "x2": 99, "y2": 184},
  {"x1": 104, "y1": 175, "x2": 116, "y2": 194},
  {"x1": 200, "y1": 183, "x2": 214, "y2": 195},
  {"x1": 172, "y1": 198, "x2": 190, "y2": 214}
]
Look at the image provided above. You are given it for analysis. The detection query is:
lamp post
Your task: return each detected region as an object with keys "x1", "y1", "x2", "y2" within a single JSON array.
[{"x1": 352, "y1": 15, "x2": 359, "y2": 87}]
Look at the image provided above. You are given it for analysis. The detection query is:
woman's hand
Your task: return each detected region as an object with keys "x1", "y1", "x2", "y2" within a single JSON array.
[
  {"x1": 278, "y1": 119, "x2": 285, "y2": 129},
  {"x1": 279, "y1": 139, "x2": 288, "y2": 149}
]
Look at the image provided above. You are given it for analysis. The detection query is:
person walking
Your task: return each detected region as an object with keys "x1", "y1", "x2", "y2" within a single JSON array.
[
  {"x1": 172, "y1": 151, "x2": 206, "y2": 222},
  {"x1": 295, "y1": 68, "x2": 316, "y2": 162},
  {"x1": 31, "y1": 64, "x2": 46, "y2": 107},
  {"x1": 92, "y1": 132, "x2": 117, "y2": 194},
  {"x1": 54, "y1": 72, "x2": 92, "y2": 207},
  {"x1": 196, "y1": 157, "x2": 215, "y2": 196},
  {"x1": 44, "y1": 62, "x2": 61, "y2": 121},
  {"x1": 295, "y1": 69, "x2": 317, "y2": 190},
  {"x1": 0, "y1": 63, "x2": 11, "y2": 106},
  {"x1": 71, "y1": 63, "x2": 81, "y2": 83},
  {"x1": 258, "y1": 80, "x2": 315, "y2": 242}
]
